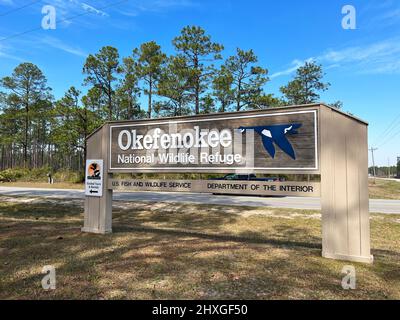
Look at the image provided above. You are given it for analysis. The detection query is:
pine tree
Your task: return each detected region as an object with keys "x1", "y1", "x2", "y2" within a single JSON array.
[
  {"x1": 173, "y1": 26, "x2": 223, "y2": 114},
  {"x1": 224, "y1": 48, "x2": 269, "y2": 111},
  {"x1": 0, "y1": 63, "x2": 52, "y2": 168},
  {"x1": 83, "y1": 46, "x2": 120, "y2": 121},
  {"x1": 280, "y1": 61, "x2": 330, "y2": 105}
]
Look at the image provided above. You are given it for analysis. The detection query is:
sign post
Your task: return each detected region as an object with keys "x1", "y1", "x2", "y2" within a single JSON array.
[{"x1": 82, "y1": 104, "x2": 373, "y2": 263}]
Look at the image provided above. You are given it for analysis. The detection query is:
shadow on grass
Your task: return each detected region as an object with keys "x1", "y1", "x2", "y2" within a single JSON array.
[
  {"x1": 115, "y1": 225, "x2": 322, "y2": 250},
  {"x1": 1, "y1": 200, "x2": 399, "y2": 299},
  {"x1": 0, "y1": 201, "x2": 81, "y2": 219}
]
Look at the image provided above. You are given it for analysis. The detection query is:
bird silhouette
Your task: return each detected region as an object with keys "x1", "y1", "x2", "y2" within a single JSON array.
[{"x1": 238, "y1": 124, "x2": 302, "y2": 160}]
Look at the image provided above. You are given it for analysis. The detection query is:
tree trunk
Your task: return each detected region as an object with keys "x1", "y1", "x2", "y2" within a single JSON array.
[
  {"x1": 221, "y1": 101, "x2": 226, "y2": 113},
  {"x1": 24, "y1": 104, "x2": 29, "y2": 168},
  {"x1": 1, "y1": 145, "x2": 4, "y2": 170},
  {"x1": 148, "y1": 78, "x2": 153, "y2": 119},
  {"x1": 194, "y1": 57, "x2": 200, "y2": 114},
  {"x1": 236, "y1": 80, "x2": 242, "y2": 112},
  {"x1": 128, "y1": 89, "x2": 134, "y2": 120},
  {"x1": 195, "y1": 82, "x2": 200, "y2": 114},
  {"x1": 108, "y1": 82, "x2": 113, "y2": 121}
]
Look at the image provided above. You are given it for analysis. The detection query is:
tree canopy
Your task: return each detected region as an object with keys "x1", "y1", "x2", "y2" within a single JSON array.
[
  {"x1": 0, "y1": 25, "x2": 336, "y2": 175},
  {"x1": 280, "y1": 61, "x2": 330, "y2": 105}
]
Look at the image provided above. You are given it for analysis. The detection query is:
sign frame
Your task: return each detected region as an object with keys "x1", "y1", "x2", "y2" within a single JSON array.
[{"x1": 108, "y1": 109, "x2": 319, "y2": 173}]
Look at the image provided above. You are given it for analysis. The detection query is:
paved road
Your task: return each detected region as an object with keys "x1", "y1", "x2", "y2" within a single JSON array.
[
  {"x1": 0, "y1": 186, "x2": 399, "y2": 214},
  {"x1": 375, "y1": 178, "x2": 400, "y2": 183}
]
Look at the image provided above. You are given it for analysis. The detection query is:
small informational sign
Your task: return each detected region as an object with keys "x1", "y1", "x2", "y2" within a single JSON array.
[{"x1": 85, "y1": 159, "x2": 103, "y2": 197}]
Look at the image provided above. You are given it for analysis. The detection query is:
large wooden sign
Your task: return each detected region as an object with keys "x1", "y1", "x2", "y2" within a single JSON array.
[
  {"x1": 109, "y1": 110, "x2": 318, "y2": 173},
  {"x1": 83, "y1": 104, "x2": 373, "y2": 264}
]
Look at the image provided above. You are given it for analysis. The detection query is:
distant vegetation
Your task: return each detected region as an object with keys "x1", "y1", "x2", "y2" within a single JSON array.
[
  {"x1": 0, "y1": 25, "x2": 338, "y2": 177},
  {"x1": 0, "y1": 167, "x2": 83, "y2": 184},
  {"x1": 369, "y1": 165, "x2": 399, "y2": 178},
  {"x1": 369, "y1": 179, "x2": 400, "y2": 200}
]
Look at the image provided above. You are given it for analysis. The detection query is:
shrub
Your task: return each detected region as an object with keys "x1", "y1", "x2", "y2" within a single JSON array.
[
  {"x1": 0, "y1": 168, "x2": 29, "y2": 182},
  {"x1": 0, "y1": 167, "x2": 84, "y2": 183},
  {"x1": 53, "y1": 170, "x2": 84, "y2": 183}
]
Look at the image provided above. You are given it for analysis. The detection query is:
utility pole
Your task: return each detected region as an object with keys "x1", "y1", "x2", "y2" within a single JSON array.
[
  {"x1": 369, "y1": 148, "x2": 378, "y2": 184},
  {"x1": 388, "y1": 158, "x2": 391, "y2": 179}
]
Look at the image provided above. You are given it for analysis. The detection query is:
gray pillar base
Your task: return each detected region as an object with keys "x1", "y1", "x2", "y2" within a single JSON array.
[
  {"x1": 81, "y1": 227, "x2": 112, "y2": 235},
  {"x1": 322, "y1": 251, "x2": 374, "y2": 264}
]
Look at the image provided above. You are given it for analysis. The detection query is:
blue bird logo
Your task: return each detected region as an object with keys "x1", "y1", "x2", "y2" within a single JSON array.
[{"x1": 238, "y1": 124, "x2": 302, "y2": 160}]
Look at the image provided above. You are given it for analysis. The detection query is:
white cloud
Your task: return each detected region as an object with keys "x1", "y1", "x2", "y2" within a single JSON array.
[
  {"x1": 320, "y1": 38, "x2": 400, "y2": 75},
  {"x1": 363, "y1": 1, "x2": 400, "y2": 29},
  {"x1": 114, "y1": 0, "x2": 199, "y2": 17},
  {"x1": 148, "y1": 0, "x2": 198, "y2": 10},
  {"x1": 381, "y1": 8, "x2": 400, "y2": 20},
  {"x1": 0, "y1": 43, "x2": 23, "y2": 61},
  {"x1": 40, "y1": 36, "x2": 88, "y2": 57},
  {"x1": 80, "y1": 2, "x2": 108, "y2": 17},
  {"x1": 52, "y1": 0, "x2": 109, "y2": 18},
  {"x1": 271, "y1": 38, "x2": 400, "y2": 79},
  {"x1": 270, "y1": 59, "x2": 313, "y2": 79}
]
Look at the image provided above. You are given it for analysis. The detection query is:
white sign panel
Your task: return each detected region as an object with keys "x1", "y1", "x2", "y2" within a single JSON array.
[{"x1": 85, "y1": 159, "x2": 103, "y2": 197}]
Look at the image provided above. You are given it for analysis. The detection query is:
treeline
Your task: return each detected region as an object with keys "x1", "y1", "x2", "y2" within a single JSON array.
[
  {"x1": 0, "y1": 25, "x2": 335, "y2": 174},
  {"x1": 369, "y1": 166, "x2": 400, "y2": 178}
]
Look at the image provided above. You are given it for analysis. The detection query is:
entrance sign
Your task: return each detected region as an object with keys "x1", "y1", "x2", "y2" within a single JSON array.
[
  {"x1": 109, "y1": 110, "x2": 318, "y2": 172},
  {"x1": 82, "y1": 104, "x2": 373, "y2": 264},
  {"x1": 109, "y1": 179, "x2": 321, "y2": 197},
  {"x1": 85, "y1": 159, "x2": 103, "y2": 197}
]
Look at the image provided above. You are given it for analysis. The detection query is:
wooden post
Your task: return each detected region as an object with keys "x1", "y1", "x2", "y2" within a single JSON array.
[
  {"x1": 320, "y1": 106, "x2": 373, "y2": 263},
  {"x1": 82, "y1": 125, "x2": 113, "y2": 234}
]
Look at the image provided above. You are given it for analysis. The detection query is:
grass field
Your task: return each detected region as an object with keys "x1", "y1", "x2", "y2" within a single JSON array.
[
  {"x1": 0, "y1": 195, "x2": 399, "y2": 300},
  {"x1": 0, "y1": 182, "x2": 84, "y2": 190},
  {"x1": 369, "y1": 179, "x2": 400, "y2": 200}
]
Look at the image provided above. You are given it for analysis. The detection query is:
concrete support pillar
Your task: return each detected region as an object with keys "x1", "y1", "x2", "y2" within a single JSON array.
[{"x1": 320, "y1": 107, "x2": 373, "y2": 263}]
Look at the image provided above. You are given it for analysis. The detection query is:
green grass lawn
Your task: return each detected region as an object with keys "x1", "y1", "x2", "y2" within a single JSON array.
[{"x1": 0, "y1": 196, "x2": 399, "y2": 300}]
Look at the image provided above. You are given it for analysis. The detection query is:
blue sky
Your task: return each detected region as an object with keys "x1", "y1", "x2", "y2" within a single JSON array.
[{"x1": 0, "y1": 0, "x2": 399, "y2": 166}]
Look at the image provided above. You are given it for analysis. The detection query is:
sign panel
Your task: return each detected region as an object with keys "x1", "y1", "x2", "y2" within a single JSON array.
[
  {"x1": 85, "y1": 159, "x2": 103, "y2": 197},
  {"x1": 108, "y1": 179, "x2": 321, "y2": 198},
  {"x1": 109, "y1": 110, "x2": 318, "y2": 173}
]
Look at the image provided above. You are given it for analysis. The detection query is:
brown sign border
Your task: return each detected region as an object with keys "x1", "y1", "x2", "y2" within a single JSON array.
[{"x1": 108, "y1": 109, "x2": 319, "y2": 173}]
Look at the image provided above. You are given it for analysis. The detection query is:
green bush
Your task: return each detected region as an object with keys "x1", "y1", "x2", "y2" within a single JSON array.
[
  {"x1": 27, "y1": 167, "x2": 51, "y2": 181},
  {"x1": 0, "y1": 167, "x2": 52, "y2": 182},
  {"x1": 0, "y1": 167, "x2": 84, "y2": 183},
  {"x1": 0, "y1": 168, "x2": 29, "y2": 182},
  {"x1": 53, "y1": 170, "x2": 84, "y2": 183}
]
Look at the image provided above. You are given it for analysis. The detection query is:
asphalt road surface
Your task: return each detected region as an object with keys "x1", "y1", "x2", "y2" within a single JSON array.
[{"x1": 0, "y1": 186, "x2": 399, "y2": 214}]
